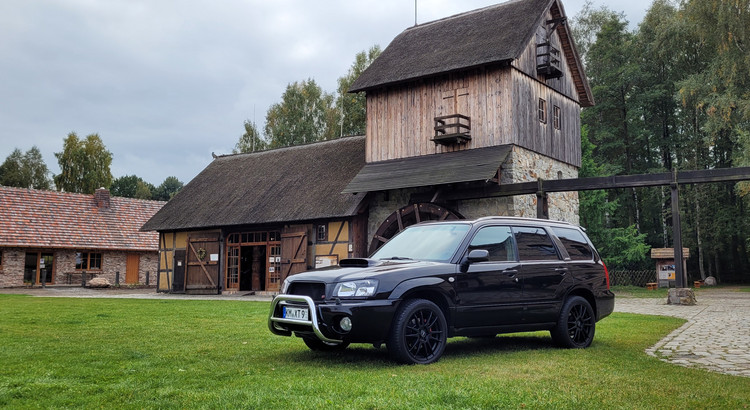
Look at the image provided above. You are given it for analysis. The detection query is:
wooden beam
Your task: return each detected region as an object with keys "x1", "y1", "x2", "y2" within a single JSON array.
[{"x1": 415, "y1": 167, "x2": 750, "y2": 202}]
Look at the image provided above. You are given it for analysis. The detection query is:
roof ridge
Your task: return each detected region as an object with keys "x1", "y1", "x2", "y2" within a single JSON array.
[
  {"x1": 405, "y1": 0, "x2": 522, "y2": 31},
  {"x1": 217, "y1": 134, "x2": 366, "y2": 159},
  {"x1": 0, "y1": 185, "x2": 166, "y2": 205}
]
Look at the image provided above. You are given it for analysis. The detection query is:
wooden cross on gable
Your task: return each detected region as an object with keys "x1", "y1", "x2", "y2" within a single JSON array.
[{"x1": 442, "y1": 87, "x2": 469, "y2": 115}]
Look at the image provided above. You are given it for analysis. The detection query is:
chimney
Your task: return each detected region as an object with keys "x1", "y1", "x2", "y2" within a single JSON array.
[{"x1": 94, "y1": 187, "x2": 110, "y2": 209}]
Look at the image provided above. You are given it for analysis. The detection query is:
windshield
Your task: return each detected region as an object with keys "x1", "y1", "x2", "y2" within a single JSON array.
[{"x1": 370, "y1": 223, "x2": 471, "y2": 262}]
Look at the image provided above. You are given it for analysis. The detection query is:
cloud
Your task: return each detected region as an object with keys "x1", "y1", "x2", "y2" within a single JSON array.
[{"x1": 0, "y1": 0, "x2": 649, "y2": 186}]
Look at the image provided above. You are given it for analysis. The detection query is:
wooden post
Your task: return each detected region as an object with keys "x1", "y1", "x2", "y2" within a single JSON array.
[
  {"x1": 536, "y1": 179, "x2": 548, "y2": 219},
  {"x1": 671, "y1": 177, "x2": 685, "y2": 288}
]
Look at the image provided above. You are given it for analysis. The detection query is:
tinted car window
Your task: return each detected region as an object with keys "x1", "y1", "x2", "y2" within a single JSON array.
[
  {"x1": 371, "y1": 223, "x2": 470, "y2": 262},
  {"x1": 551, "y1": 227, "x2": 593, "y2": 260},
  {"x1": 468, "y1": 226, "x2": 516, "y2": 261},
  {"x1": 512, "y1": 226, "x2": 560, "y2": 261}
]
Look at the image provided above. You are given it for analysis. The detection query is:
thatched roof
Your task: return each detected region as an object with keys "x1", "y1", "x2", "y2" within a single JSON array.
[
  {"x1": 142, "y1": 136, "x2": 367, "y2": 232},
  {"x1": 349, "y1": 0, "x2": 592, "y2": 106}
]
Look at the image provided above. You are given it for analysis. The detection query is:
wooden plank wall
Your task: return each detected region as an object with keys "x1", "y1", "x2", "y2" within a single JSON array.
[
  {"x1": 365, "y1": 66, "x2": 514, "y2": 163},
  {"x1": 510, "y1": 70, "x2": 581, "y2": 167},
  {"x1": 365, "y1": 9, "x2": 584, "y2": 168},
  {"x1": 512, "y1": 10, "x2": 580, "y2": 102}
]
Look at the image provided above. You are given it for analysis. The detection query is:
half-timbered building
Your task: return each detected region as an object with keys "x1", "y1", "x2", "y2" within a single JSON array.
[
  {"x1": 143, "y1": 0, "x2": 593, "y2": 294},
  {"x1": 141, "y1": 137, "x2": 369, "y2": 294}
]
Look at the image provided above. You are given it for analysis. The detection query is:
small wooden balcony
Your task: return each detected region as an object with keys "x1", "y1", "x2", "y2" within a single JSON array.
[
  {"x1": 432, "y1": 114, "x2": 471, "y2": 145},
  {"x1": 536, "y1": 42, "x2": 563, "y2": 79}
]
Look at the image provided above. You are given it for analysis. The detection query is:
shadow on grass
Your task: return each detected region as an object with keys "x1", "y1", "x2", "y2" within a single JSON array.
[{"x1": 271, "y1": 334, "x2": 556, "y2": 367}]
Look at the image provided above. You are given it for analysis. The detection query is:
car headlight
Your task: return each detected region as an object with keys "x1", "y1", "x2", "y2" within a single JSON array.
[
  {"x1": 280, "y1": 278, "x2": 291, "y2": 294},
  {"x1": 333, "y1": 279, "x2": 378, "y2": 297}
]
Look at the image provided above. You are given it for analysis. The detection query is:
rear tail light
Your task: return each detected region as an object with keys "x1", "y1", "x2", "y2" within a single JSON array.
[{"x1": 601, "y1": 260, "x2": 610, "y2": 289}]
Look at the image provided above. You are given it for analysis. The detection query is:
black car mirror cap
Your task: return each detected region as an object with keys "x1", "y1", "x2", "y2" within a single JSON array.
[
  {"x1": 467, "y1": 249, "x2": 490, "y2": 262},
  {"x1": 459, "y1": 249, "x2": 489, "y2": 273}
]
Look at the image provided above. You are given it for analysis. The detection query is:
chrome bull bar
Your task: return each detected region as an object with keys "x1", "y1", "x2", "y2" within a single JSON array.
[{"x1": 268, "y1": 294, "x2": 342, "y2": 343}]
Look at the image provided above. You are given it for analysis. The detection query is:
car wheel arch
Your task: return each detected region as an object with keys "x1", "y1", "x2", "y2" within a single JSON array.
[
  {"x1": 563, "y1": 287, "x2": 597, "y2": 318},
  {"x1": 394, "y1": 288, "x2": 453, "y2": 327}
]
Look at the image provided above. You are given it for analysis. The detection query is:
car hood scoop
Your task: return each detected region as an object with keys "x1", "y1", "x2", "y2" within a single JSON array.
[{"x1": 339, "y1": 258, "x2": 380, "y2": 268}]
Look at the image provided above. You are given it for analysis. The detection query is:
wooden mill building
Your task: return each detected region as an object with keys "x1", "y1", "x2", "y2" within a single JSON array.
[{"x1": 142, "y1": 0, "x2": 593, "y2": 294}]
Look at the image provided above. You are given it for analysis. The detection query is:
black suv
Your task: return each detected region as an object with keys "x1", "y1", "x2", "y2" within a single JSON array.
[{"x1": 268, "y1": 217, "x2": 614, "y2": 364}]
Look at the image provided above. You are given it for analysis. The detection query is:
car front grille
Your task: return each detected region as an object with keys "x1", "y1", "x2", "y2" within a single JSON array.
[{"x1": 288, "y1": 282, "x2": 326, "y2": 302}]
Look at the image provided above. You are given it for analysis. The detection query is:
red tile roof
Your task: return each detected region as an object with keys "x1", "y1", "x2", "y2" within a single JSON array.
[{"x1": 0, "y1": 186, "x2": 165, "y2": 251}]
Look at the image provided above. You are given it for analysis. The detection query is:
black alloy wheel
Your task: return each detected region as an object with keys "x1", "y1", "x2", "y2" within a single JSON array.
[
  {"x1": 388, "y1": 299, "x2": 447, "y2": 364},
  {"x1": 302, "y1": 335, "x2": 350, "y2": 351},
  {"x1": 551, "y1": 296, "x2": 595, "y2": 348}
]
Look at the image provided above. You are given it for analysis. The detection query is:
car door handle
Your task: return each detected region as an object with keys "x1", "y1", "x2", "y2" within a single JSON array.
[
  {"x1": 555, "y1": 267, "x2": 568, "y2": 274},
  {"x1": 503, "y1": 269, "x2": 518, "y2": 276}
]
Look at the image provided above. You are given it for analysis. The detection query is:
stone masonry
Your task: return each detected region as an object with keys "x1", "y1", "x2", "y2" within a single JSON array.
[
  {"x1": 0, "y1": 248, "x2": 158, "y2": 287},
  {"x1": 366, "y1": 145, "x2": 580, "y2": 242}
]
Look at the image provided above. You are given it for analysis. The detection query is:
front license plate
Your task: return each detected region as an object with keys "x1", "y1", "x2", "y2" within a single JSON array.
[{"x1": 283, "y1": 306, "x2": 309, "y2": 321}]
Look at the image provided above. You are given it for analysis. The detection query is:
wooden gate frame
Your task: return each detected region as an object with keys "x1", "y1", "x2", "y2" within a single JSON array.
[{"x1": 188, "y1": 240, "x2": 216, "y2": 287}]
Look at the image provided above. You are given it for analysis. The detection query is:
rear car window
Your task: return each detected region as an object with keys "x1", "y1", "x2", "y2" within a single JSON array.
[
  {"x1": 468, "y1": 226, "x2": 516, "y2": 261},
  {"x1": 551, "y1": 227, "x2": 594, "y2": 261},
  {"x1": 512, "y1": 226, "x2": 560, "y2": 261}
]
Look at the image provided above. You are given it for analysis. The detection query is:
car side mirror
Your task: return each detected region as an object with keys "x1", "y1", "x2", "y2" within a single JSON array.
[
  {"x1": 467, "y1": 249, "x2": 489, "y2": 262},
  {"x1": 460, "y1": 249, "x2": 489, "y2": 272}
]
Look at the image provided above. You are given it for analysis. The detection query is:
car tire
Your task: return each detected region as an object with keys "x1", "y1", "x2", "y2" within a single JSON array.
[
  {"x1": 302, "y1": 335, "x2": 350, "y2": 351},
  {"x1": 387, "y1": 299, "x2": 447, "y2": 364},
  {"x1": 551, "y1": 296, "x2": 595, "y2": 348}
]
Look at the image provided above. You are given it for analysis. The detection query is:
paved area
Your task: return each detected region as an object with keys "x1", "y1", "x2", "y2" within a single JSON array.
[
  {"x1": 615, "y1": 288, "x2": 750, "y2": 378},
  {"x1": 0, "y1": 286, "x2": 275, "y2": 302},
  {"x1": 3, "y1": 286, "x2": 749, "y2": 377}
]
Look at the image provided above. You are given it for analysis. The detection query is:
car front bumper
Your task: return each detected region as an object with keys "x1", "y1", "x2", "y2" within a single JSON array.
[{"x1": 268, "y1": 294, "x2": 398, "y2": 343}]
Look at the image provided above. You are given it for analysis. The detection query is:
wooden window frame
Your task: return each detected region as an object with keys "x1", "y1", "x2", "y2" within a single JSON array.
[
  {"x1": 316, "y1": 224, "x2": 327, "y2": 242},
  {"x1": 538, "y1": 98, "x2": 547, "y2": 124},
  {"x1": 75, "y1": 251, "x2": 103, "y2": 271},
  {"x1": 553, "y1": 105, "x2": 561, "y2": 130}
]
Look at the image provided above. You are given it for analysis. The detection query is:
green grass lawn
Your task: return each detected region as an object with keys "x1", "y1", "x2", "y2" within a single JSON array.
[
  {"x1": 611, "y1": 285, "x2": 669, "y2": 298},
  {"x1": 1, "y1": 295, "x2": 748, "y2": 409}
]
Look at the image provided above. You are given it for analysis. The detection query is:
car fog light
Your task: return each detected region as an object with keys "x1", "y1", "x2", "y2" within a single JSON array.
[{"x1": 340, "y1": 317, "x2": 352, "y2": 332}]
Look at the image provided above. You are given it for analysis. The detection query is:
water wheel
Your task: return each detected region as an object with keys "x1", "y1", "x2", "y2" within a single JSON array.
[{"x1": 368, "y1": 203, "x2": 463, "y2": 255}]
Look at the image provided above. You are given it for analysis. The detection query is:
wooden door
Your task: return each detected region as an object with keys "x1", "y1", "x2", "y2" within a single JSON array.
[
  {"x1": 280, "y1": 226, "x2": 308, "y2": 284},
  {"x1": 173, "y1": 249, "x2": 186, "y2": 292},
  {"x1": 185, "y1": 236, "x2": 221, "y2": 293},
  {"x1": 126, "y1": 253, "x2": 140, "y2": 284}
]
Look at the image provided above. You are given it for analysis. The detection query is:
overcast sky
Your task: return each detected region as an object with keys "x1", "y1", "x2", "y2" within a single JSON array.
[{"x1": 0, "y1": 0, "x2": 653, "y2": 186}]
